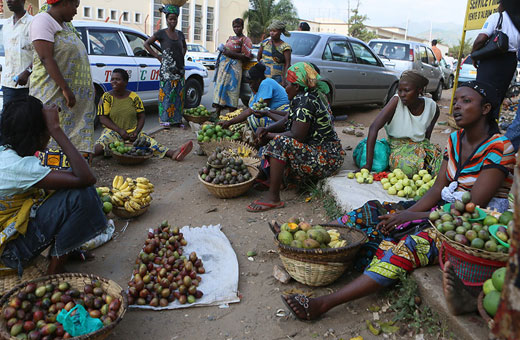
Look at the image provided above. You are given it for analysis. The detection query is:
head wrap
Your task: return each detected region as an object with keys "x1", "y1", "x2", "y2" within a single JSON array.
[
  {"x1": 46, "y1": 0, "x2": 61, "y2": 4},
  {"x1": 267, "y1": 20, "x2": 291, "y2": 37},
  {"x1": 161, "y1": 4, "x2": 180, "y2": 15},
  {"x1": 400, "y1": 70, "x2": 429, "y2": 90},
  {"x1": 246, "y1": 63, "x2": 266, "y2": 81},
  {"x1": 458, "y1": 81, "x2": 500, "y2": 115},
  {"x1": 286, "y1": 62, "x2": 329, "y2": 95}
]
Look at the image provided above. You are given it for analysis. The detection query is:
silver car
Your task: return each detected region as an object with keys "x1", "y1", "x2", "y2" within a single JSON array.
[
  {"x1": 368, "y1": 39, "x2": 444, "y2": 101},
  {"x1": 240, "y1": 32, "x2": 399, "y2": 107}
]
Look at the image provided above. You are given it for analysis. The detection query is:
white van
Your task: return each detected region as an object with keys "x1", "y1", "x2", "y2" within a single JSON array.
[{"x1": 0, "y1": 20, "x2": 209, "y2": 109}]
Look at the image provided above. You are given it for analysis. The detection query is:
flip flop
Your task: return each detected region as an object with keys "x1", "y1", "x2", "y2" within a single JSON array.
[
  {"x1": 175, "y1": 141, "x2": 193, "y2": 161},
  {"x1": 280, "y1": 294, "x2": 314, "y2": 321},
  {"x1": 246, "y1": 200, "x2": 284, "y2": 212}
]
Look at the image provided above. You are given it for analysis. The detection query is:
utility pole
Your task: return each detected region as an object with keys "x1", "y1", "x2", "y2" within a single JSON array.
[{"x1": 347, "y1": 0, "x2": 350, "y2": 34}]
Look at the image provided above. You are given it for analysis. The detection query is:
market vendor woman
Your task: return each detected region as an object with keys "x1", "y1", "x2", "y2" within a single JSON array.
[
  {"x1": 282, "y1": 81, "x2": 515, "y2": 320},
  {"x1": 93, "y1": 69, "x2": 192, "y2": 161},
  {"x1": 0, "y1": 96, "x2": 107, "y2": 275}
]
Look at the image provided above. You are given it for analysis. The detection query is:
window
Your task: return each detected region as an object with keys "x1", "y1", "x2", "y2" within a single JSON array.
[
  {"x1": 368, "y1": 41, "x2": 409, "y2": 61},
  {"x1": 206, "y1": 7, "x2": 214, "y2": 42},
  {"x1": 194, "y1": 5, "x2": 202, "y2": 41},
  {"x1": 97, "y1": 8, "x2": 105, "y2": 20},
  {"x1": 350, "y1": 41, "x2": 379, "y2": 66},
  {"x1": 323, "y1": 40, "x2": 354, "y2": 63},
  {"x1": 420, "y1": 46, "x2": 428, "y2": 64},
  {"x1": 87, "y1": 30, "x2": 128, "y2": 56},
  {"x1": 83, "y1": 6, "x2": 92, "y2": 18},
  {"x1": 122, "y1": 11, "x2": 129, "y2": 23},
  {"x1": 153, "y1": 0, "x2": 162, "y2": 30},
  {"x1": 282, "y1": 32, "x2": 320, "y2": 56},
  {"x1": 181, "y1": 3, "x2": 189, "y2": 36},
  {"x1": 124, "y1": 32, "x2": 160, "y2": 57},
  {"x1": 110, "y1": 10, "x2": 118, "y2": 21},
  {"x1": 426, "y1": 47, "x2": 437, "y2": 65},
  {"x1": 134, "y1": 12, "x2": 142, "y2": 24}
]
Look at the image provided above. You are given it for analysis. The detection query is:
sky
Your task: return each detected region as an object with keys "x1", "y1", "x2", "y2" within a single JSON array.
[{"x1": 295, "y1": 0, "x2": 468, "y2": 29}]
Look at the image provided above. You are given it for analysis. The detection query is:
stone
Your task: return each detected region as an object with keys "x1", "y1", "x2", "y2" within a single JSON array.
[{"x1": 273, "y1": 265, "x2": 291, "y2": 284}]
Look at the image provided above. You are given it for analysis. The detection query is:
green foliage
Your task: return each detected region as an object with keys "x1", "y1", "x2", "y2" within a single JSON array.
[
  {"x1": 348, "y1": 8, "x2": 377, "y2": 42},
  {"x1": 303, "y1": 181, "x2": 345, "y2": 220},
  {"x1": 449, "y1": 37, "x2": 474, "y2": 58},
  {"x1": 243, "y1": 0, "x2": 299, "y2": 43}
]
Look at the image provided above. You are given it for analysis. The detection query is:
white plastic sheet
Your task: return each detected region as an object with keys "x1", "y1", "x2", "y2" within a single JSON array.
[{"x1": 129, "y1": 224, "x2": 240, "y2": 310}]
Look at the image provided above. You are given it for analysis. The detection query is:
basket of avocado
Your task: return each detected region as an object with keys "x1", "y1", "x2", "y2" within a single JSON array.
[
  {"x1": 183, "y1": 105, "x2": 211, "y2": 124},
  {"x1": 109, "y1": 138, "x2": 153, "y2": 165}
]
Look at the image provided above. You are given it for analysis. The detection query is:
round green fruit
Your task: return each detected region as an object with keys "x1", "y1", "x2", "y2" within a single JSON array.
[
  {"x1": 483, "y1": 290, "x2": 501, "y2": 317},
  {"x1": 492, "y1": 267, "x2": 506, "y2": 292},
  {"x1": 102, "y1": 202, "x2": 113, "y2": 214}
]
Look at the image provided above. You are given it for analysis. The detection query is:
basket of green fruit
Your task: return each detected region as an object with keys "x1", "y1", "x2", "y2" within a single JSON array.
[
  {"x1": 183, "y1": 105, "x2": 211, "y2": 124},
  {"x1": 109, "y1": 139, "x2": 153, "y2": 165},
  {"x1": 269, "y1": 219, "x2": 367, "y2": 286},
  {"x1": 0, "y1": 273, "x2": 127, "y2": 340}
]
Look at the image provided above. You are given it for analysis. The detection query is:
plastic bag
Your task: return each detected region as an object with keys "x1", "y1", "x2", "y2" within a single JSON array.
[
  {"x1": 353, "y1": 138, "x2": 390, "y2": 172},
  {"x1": 57, "y1": 305, "x2": 103, "y2": 337},
  {"x1": 81, "y1": 219, "x2": 115, "y2": 251}
]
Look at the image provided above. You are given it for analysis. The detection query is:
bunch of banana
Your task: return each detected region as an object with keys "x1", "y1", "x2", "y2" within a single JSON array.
[
  {"x1": 97, "y1": 186, "x2": 110, "y2": 195},
  {"x1": 219, "y1": 108, "x2": 242, "y2": 121},
  {"x1": 235, "y1": 145, "x2": 251, "y2": 157},
  {"x1": 110, "y1": 176, "x2": 154, "y2": 212},
  {"x1": 229, "y1": 122, "x2": 246, "y2": 132},
  {"x1": 327, "y1": 229, "x2": 347, "y2": 248}
]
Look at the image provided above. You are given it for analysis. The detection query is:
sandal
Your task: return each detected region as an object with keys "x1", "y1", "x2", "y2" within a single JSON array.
[
  {"x1": 175, "y1": 141, "x2": 193, "y2": 161},
  {"x1": 246, "y1": 200, "x2": 284, "y2": 212},
  {"x1": 281, "y1": 294, "x2": 315, "y2": 321}
]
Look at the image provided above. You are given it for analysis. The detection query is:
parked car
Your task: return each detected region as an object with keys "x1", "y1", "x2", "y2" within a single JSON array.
[
  {"x1": 0, "y1": 21, "x2": 209, "y2": 110},
  {"x1": 439, "y1": 58, "x2": 454, "y2": 89},
  {"x1": 368, "y1": 39, "x2": 444, "y2": 101},
  {"x1": 240, "y1": 32, "x2": 399, "y2": 107},
  {"x1": 458, "y1": 55, "x2": 477, "y2": 83},
  {"x1": 186, "y1": 43, "x2": 217, "y2": 69}
]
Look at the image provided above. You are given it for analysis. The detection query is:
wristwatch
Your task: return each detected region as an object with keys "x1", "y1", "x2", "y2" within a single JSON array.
[{"x1": 26, "y1": 66, "x2": 32, "y2": 73}]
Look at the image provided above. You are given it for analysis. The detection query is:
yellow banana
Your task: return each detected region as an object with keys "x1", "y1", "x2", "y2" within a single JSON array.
[
  {"x1": 133, "y1": 188, "x2": 150, "y2": 195},
  {"x1": 128, "y1": 200, "x2": 141, "y2": 210},
  {"x1": 119, "y1": 181, "x2": 129, "y2": 191},
  {"x1": 136, "y1": 183, "x2": 150, "y2": 190},
  {"x1": 124, "y1": 201, "x2": 135, "y2": 213},
  {"x1": 136, "y1": 177, "x2": 149, "y2": 184},
  {"x1": 112, "y1": 176, "x2": 123, "y2": 189},
  {"x1": 97, "y1": 187, "x2": 110, "y2": 194},
  {"x1": 111, "y1": 195, "x2": 124, "y2": 207},
  {"x1": 144, "y1": 196, "x2": 152, "y2": 204}
]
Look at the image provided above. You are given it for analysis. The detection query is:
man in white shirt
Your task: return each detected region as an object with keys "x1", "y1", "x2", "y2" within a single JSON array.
[
  {"x1": 444, "y1": 53, "x2": 455, "y2": 69},
  {"x1": 1, "y1": 0, "x2": 33, "y2": 112}
]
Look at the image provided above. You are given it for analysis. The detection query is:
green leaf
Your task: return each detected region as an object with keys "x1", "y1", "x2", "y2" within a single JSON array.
[{"x1": 366, "y1": 320, "x2": 381, "y2": 335}]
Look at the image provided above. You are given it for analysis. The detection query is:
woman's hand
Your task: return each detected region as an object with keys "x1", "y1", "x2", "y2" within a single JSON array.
[
  {"x1": 128, "y1": 132, "x2": 138, "y2": 142},
  {"x1": 62, "y1": 87, "x2": 76, "y2": 108},
  {"x1": 16, "y1": 69, "x2": 31, "y2": 86},
  {"x1": 377, "y1": 210, "x2": 422, "y2": 236},
  {"x1": 255, "y1": 127, "x2": 270, "y2": 146},
  {"x1": 252, "y1": 110, "x2": 266, "y2": 118},
  {"x1": 217, "y1": 120, "x2": 232, "y2": 129},
  {"x1": 119, "y1": 130, "x2": 131, "y2": 141},
  {"x1": 42, "y1": 104, "x2": 61, "y2": 134}
]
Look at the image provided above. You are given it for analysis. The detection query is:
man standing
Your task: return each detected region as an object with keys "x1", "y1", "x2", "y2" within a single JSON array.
[
  {"x1": 2, "y1": 0, "x2": 33, "y2": 112},
  {"x1": 431, "y1": 39, "x2": 442, "y2": 62}
]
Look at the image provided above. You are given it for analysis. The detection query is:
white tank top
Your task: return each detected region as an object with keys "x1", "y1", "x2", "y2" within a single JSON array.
[{"x1": 384, "y1": 94, "x2": 436, "y2": 142}]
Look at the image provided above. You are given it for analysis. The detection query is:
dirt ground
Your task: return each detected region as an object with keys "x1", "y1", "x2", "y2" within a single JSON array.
[{"x1": 69, "y1": 90, "x2": 457, "y2": 340}]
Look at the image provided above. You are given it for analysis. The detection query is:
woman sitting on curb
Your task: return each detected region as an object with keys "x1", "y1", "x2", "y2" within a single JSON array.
[
  {"x1": 281, "y1": 81, "x2": 515, "y2": 320},
  {"x1": 93, "y1": 69, "x2": 192, "y2": 161},
  {"x1": 247, "y1": 62, "x2": 344, "y2": 212},
  {"x1": 219, "y1": 63, "x2": 290, "y2": 132},
  {"x1": 363, "y1": 71, "x2": 441, "y2": 177},
  {"x1": 0, "y1": 96, "x2": 107, "y2": 275}
]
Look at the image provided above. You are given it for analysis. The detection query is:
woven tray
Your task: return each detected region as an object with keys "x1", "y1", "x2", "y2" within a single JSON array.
[
  {"x1": 477, "y1": 291, "x2": 494, "y2": 328},
  {"x1": 270, "y1": 222, "x2": 368, "y2": 263},
  {"x1": 430, "y1": 222, "x2": 508, "y2": 262},
  {"x1": 279, "y1": 255, "x2": 348, "y2": 286},
  {"x1": 183, "y1": 114, "x2": 210, "y2": 124},
  {"x1": 0, "y1": 273, "x2": 128, "y2": 340},
  {"x1": 199, "y1": 165, "x2": 258, "y2": 198},
  {"x1": 111, "y1": 152, "x2": 152, "y2": 165},
  {"x1": 199, "y1": 140, "x2": 257, "y2": 157},
  {"x1": 0, "y1": 256, "x2": 48, "y2": 297},
  {"x1": 112, "y1": 204, "x2": 150, "y2": 219}
]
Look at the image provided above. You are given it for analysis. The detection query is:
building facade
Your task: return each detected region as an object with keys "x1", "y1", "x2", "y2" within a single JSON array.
[{"x1": 1, "y1": 0, "x2": 249, "y2": 51}]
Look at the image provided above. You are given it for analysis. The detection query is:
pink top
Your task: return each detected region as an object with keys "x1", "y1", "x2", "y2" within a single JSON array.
[
  {"x1": 224, "y1": 35, "x2": 252, "y2": 58},
  {"x1": 30, "y1": 12, "x2": 63, "y2": 43}
]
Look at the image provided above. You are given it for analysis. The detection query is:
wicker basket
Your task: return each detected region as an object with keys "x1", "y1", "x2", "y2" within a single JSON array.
[
  {"x1": 477, "y1": 291, "x2": 494, "y2": 328},
  {"x1": 0, "y1": 273, "x2": 128, "y2": 340},
  {"x1": 112, "y1": 204, "x2": 150, "y2": 219},
  {"x1": 270, "y1": 223, "x2": 367, "y2": 286},
  {"x1": 183, "y1": 114, "x2": 210, "y2": 124},
  {"x1": 161, "y1": 0, "x2": 187, "y2": 6},
  {"x1": 111, "y1": 152, "x2": 152, "y2": 165},
  {"x1": 199, "y1": 165, "x2": 258, "y2": 198},
  {"x1": 0, "y1": 256, "x2": 48, "y2": 297}
]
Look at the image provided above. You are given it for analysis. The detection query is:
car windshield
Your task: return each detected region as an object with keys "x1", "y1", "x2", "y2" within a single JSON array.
[
  {"x1": 188, "y1": 45, "x2": 208, "y2": 53},
  {"x1": 369, "y1": 41, "x2": 409, "y2": 61},
  {"x1": 281, "y1": 32, "x2": 320, "y2": 56}
]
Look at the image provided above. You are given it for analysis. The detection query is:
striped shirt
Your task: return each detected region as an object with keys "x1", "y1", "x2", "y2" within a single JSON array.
[{"x1": 444, "y1": 130, "x2": 515, "y2": 199}]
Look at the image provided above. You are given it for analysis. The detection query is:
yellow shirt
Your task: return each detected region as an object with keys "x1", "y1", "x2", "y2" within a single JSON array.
[{"x1": 97, "y1": 91, "x2": 145, "y2": 133}]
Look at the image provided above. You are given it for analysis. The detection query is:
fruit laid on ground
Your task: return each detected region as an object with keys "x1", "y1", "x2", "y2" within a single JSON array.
[
  {"x1": 377, "y1": 168, "x2": 436, "y2": 199},
  {"x1": 1, "y1": 280, "x2": 121, "y2": 339},
  {"x1": 197, "y1": 123, "x2": 240, "y2": 142},
  {"x1": 348, "y1": 168, "x2": 374, "y2": 184},
  {"x1": 109, "y1": 137, "x2": 153, "y2": 157},
  {"x1": 185, "y1": 104, "x2": 210, "y2": 117},
  {"x1": 199, "y1": 148, "x2": 252, "y2": 185},
  {"x1": 277, "y1": 218, "x2": 348, "y2": 249},
  {"x1": 109, "y1": 176, "x2": 154, "y2": 212},
  {"x1": 127, "y1": 221, "x2": 205, "y2": 307}
]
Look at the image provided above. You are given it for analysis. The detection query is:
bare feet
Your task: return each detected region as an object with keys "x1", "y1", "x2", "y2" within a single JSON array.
[
  {"x1": 281, "y1": 294, "x2": 324, "y2": 321},
  {"x1": 442, "y1": 261, "x2": 478, "y2": 315},
  {"x1": 47, "y1": 255, "x2": 69, "y2": 275}
]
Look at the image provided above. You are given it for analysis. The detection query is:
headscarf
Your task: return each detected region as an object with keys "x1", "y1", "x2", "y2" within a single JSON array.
[
  {"x1": 400, "y1": 70, "x2": 429, "y2": 90},
  {"x1": 286, "y1": 62, "x2": 329, "y2": 95},
  {"x1": 459, "y1": 81, "x2": 500, "y2": 114},
  {"x1": 267, "y1": 20, "x2": 291, "y2": 37},
  {"x1": 161, "y1": 4, "x2": 180, "y2": 15},
  {"x1": 46, "y1": 0, "x2": 60, "y2": 4},
  {"x1": 246, "y1": 63, "x2": 266, "y2": 81}
]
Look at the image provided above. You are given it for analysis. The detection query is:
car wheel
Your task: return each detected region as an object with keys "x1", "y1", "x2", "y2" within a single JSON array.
[
  {"x1": 448, "y1": 75, "x2": 454, "y2": 89},
  {"x1": 385, "y1": 82, "x2": 398, "y2": 104},
  {"x1": 432, "y1": 80, "x2": 443, "y2": 101},
  {"x1": 184, "y1": 77, "x2": 202, "y2": 108}
]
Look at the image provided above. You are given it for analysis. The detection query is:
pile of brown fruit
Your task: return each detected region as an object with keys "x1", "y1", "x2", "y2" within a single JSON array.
[
  {"x1": 1, "y1": 279, "x2": 121, "y2": 339},
  {"x1": 199, "y1": 148, "x2": 252, "y2": 185},
  {"x1": 127, "y1": 221, "x2": 205, "y2": 307}
]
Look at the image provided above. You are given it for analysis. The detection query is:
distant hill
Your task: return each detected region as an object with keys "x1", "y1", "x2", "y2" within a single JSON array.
[{"x1": 399, "y1": 20, "x2": 479, "y2": 46}]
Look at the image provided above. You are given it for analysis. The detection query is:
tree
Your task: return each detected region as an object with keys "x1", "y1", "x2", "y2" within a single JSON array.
[
  {"x1": 243, "y1": 0, "x2": 299, "y2": 43},
  {"x1": 448, "y1": 37, "x2": 474, "y2": 58},
  {"x1": 347, "y1": 3, "x2": 377, "y2": 42}
]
